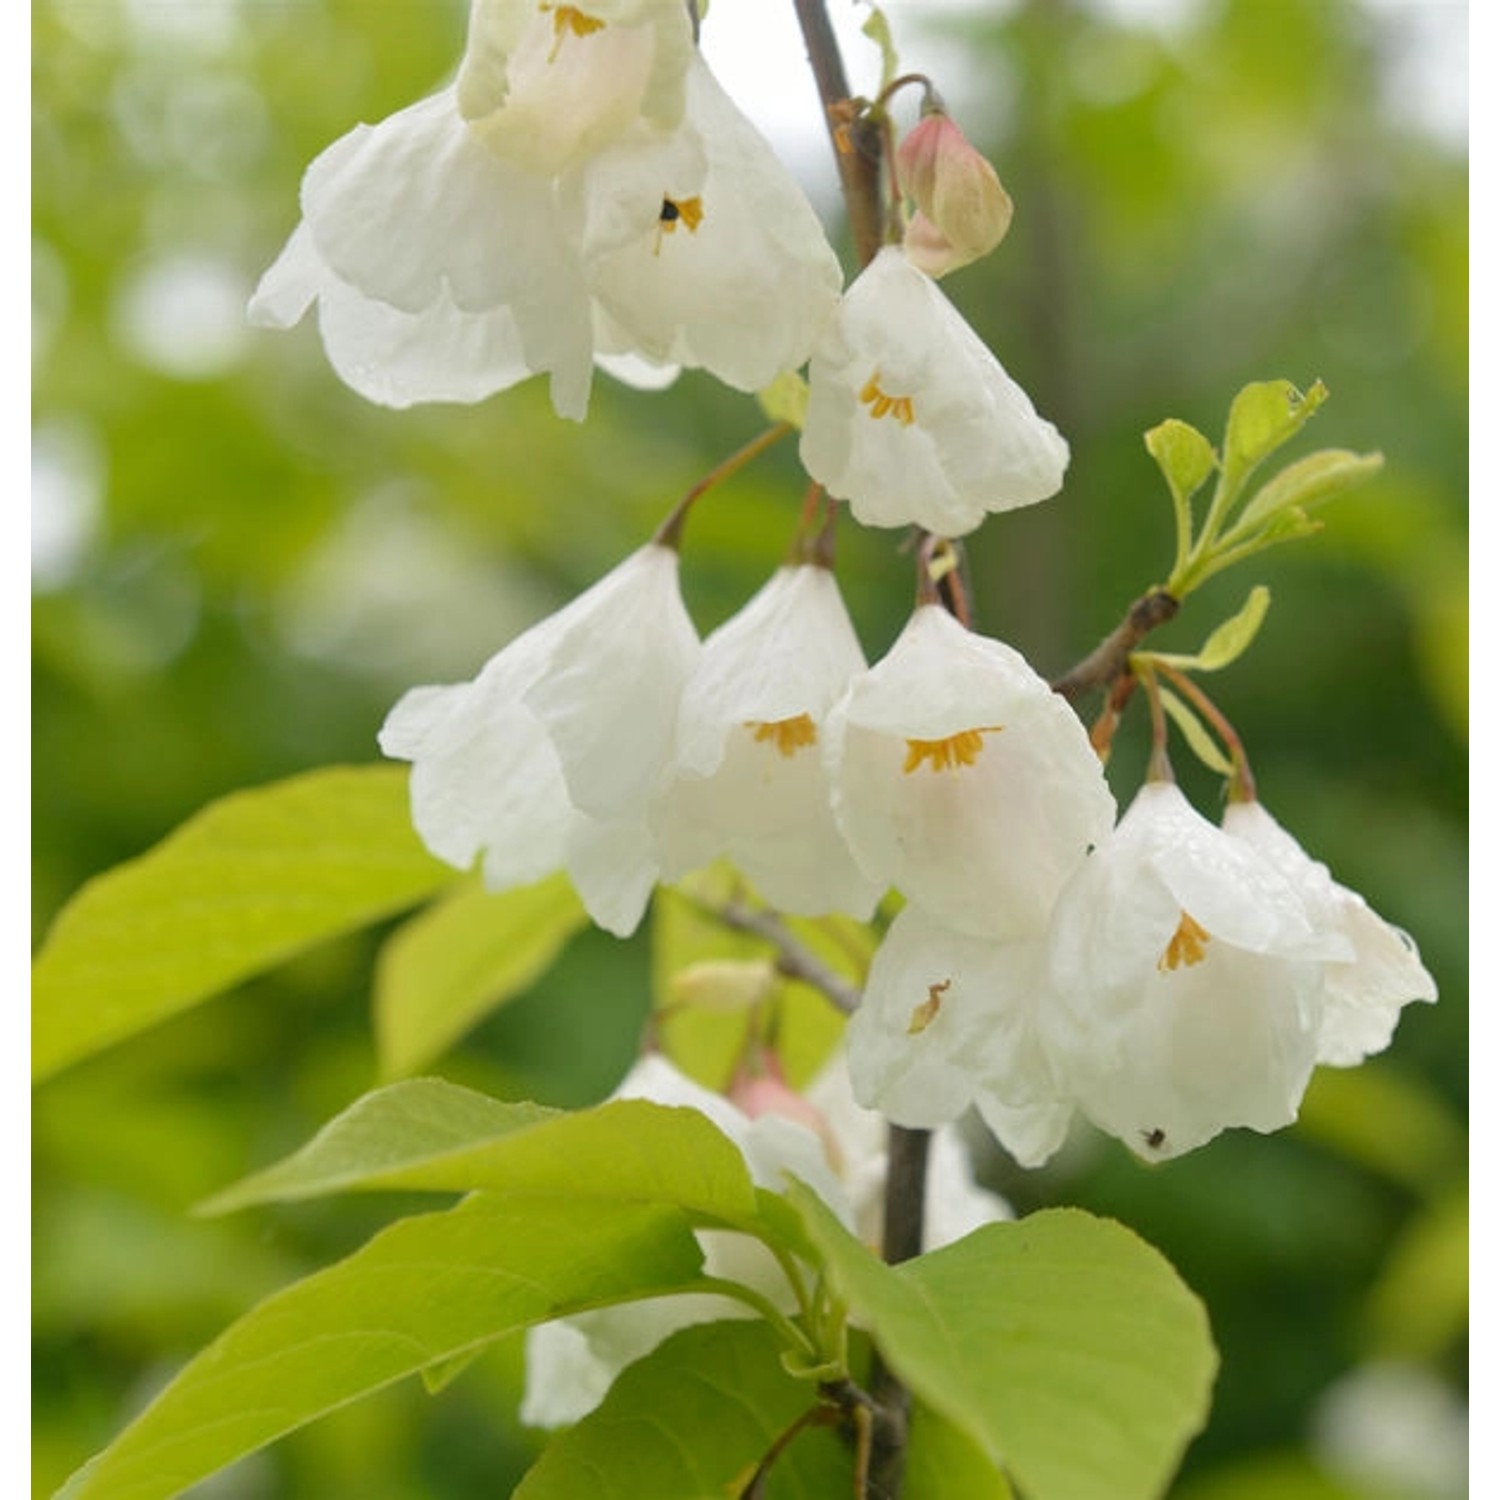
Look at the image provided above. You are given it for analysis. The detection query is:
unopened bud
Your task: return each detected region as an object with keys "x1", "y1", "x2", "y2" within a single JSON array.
[
  {"x1": 727, "y1": 1053, "x2": 839, "y2": 1163},
  {"x1": 896, "y1": 110, "x2": 1013, "y2": 277},
  {"x1": 668, "y1": 958, "x2": 777, "y2": 1013}
]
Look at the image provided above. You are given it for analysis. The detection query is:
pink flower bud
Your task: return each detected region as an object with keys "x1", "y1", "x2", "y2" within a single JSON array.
[{"x1": 896, "y1": 110, "x2": 1014, "y2": 276}]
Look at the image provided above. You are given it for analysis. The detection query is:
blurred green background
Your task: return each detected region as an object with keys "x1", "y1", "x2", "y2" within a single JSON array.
[{"x1": 32, "y1": 0, "x2": 1467, "y2": 1496}]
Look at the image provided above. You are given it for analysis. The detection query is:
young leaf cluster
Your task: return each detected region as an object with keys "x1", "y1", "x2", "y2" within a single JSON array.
[{"x1": 1151, "y1": 379, "x2": 1383, "y2": 600}]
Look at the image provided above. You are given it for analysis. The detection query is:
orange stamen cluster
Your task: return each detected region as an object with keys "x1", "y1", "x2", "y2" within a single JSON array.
[
  {"x1": 748, "y1": 714, "x2": 818, "y2": 757},
  {"x1": 544, "y1": 4, "x2": 606, "y2": 62},
  {"x1": 902, "y1": 727, "x2": 1002, "y2": 773},
  {"x1": 660, "y1": 195, "x2": 704, "y2": 233},
  {"x1": 859, "y1": 374, "x2": 915, "y2": 426},
  {"x1": 1158, "y1": 912, "x2": 1211, "y2": 972}
]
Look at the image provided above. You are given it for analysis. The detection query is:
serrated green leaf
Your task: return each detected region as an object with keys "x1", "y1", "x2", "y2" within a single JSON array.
[
  {"x1": 33, "y1": 767, "x2": 457, "y2": 1082},
  {"x1": 201, "y1": 1087, "x2": 760, "y2": 1227},
  {"x1": 1151, "y1": 586, "x2": 1271, "y2": 674},
  {"x1": 1233, "y1": 448, "x2": 1384, "y2": 535},
  {"x1": 861, "y1": 3, "x2": 900, "y2": 93},
  {"x1": 375, "y1": 874, "x2": 586, "y2": 1078},
  {"x1": 787, "y1": 1190, "x2": 1217, "y2": 1500},
  {"x1": 1157, "y1": 686, "x2": 1235, "y2": 776},
  {"x1": 756, "y1": 370, "x2": 810, "y2": 429},
  {"x1": 1221, "y1": 378, "x2": 1328, "y2": 493},
  {"x1": 514, "y1": 1321, "x2": 851, "y2": 1499},
  {"x1": 57, "y1": 1196, "x2": 706, "y2": 1500}
]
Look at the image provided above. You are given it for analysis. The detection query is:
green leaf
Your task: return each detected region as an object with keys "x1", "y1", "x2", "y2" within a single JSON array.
[
  {"x1": 1146, "y1": 419, "x2": 1217, "y2": 504},
  {"x1": 514, "y1": 1321, "x2": 851, "y2": 1499},
  {"x1": 906, "y1": 1401, "x2": 1013, "y2": 1499},
  {"x1": 1366, "y1": 1185, "x2": 1468, "y2": 1360},
  {"x1": 788, "y1": 1190, "x2": 1217, "y2": 1500},
  {"x1": 58, "y1": 1196, "x2": 706, "y2": 1500},
  {"x1": 374, "y1": 874, "x2": 587, "y2": 1077},
  {"x1": 201, "y1": 1085, "x2": 761, "y2": 1227},
  {"x1": 1145, "y1": 418, "x2": 1218, "y2": 565},
  {"x1": 860, "y1": 3, "x2": 900, "y2": 94},
  {"x1": 33, "y1": 767, "x2": 457, "y2": 1082},
  {"x1": 756, "y1": 370, "x2": 810, "y2": 429},
  {"x1": 1220, "y1": 378, "x2": 1327, "y2": 493},
  {"x1": 1156, "y1": 685, "x2": 1235, "y2": 776},
  {"x1": 1150, "y1": 586, "x2": 1271, "y2": 673},
  {"x1": 1232, "y1": 448, "x2": 1384, "y2": 535}
]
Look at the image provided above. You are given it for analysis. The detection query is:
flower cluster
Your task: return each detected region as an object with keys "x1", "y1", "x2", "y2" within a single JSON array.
[
  {"x1": 252, "y1": 0, "x2": 1065, "y2": 538},
  {"x1": 290, "y1": 4, "x2": 1436, "y2": 1175},
  {"x1": 521, "y1": 1047, "x2": 1009, "y2": 1429},
  {"x1": 850, "y1": 778, "x2": 1437, "y2": 1165}
]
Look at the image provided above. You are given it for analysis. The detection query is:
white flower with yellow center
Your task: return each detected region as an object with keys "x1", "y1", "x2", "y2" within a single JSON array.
[
  {"x1": 1042, "y1": 781, "x2": 1354, "y2": 1161},
  {"x1": 1222, "y1": 799, "x2": 1438, "y2": 1065},
  {"x1": 799, "y1": 247, "x2": 1069, "y2": 537},
  {"x1": 457, "y1": 0, "x2": 694, "y2": 177},
  {"x1": 846, "y1": 906, "x2": 1074, "y2": 1168},
  {"x1": 653, "y1": 563, "x2": 881, "y2": 918},
  {"x1": 825, "y1": 603, "x2": 1115, "y2": 939},
  {"x1": 249, "y1": 88, "x2": 600, "y2": 420},
  {"x1": 521, "y1": 1050, "x2": 1010, "y2": 1428},
  {"x1": 378, "y1": 544, "x2": 698, "y2": 936},
  {"x1": 574, "y1": 54, "x2": 844, "y2": 393}
]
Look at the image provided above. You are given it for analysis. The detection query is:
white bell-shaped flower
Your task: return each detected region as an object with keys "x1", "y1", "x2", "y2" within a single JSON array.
[
  {"x1": 825, "y1": 603, "x2": 1115, "y2": 940},
  {"x1": 575, "y1": 54, "x2": 844, "y2": 393},
  {"x1": 1042, "y1": 782, "x2": 1354, "y2": 1161},
  {"x1": 457, "y1": 0, "x2": 694, "y2": 177},
  {"x1": 799, "y1": 247, "x2": 1069, "y2": 537},
  {"x1": 522, "y1": 1049, "x2": 1009, "y2": 1428},
  {"x1": 653, "y1": 563, "x2": 881, "y2": 918},
  {"x1": 378, "y1": 544, "x2": 698, "y2": 936},
  {"x1": 250, "y1": 89, "x2": 598, "y2": 420},
  {"x1": 1222, "y1": 799, "x2": 1438, "y2": 1066},
  {"x1": 846, "y1": 906, "x2": 1073, "y2": 1168}
]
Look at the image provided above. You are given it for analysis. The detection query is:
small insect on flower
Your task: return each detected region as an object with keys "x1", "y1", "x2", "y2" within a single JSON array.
[{"x1": 1141, "y1": 1127, "x2": 1167, "y2": 1151}]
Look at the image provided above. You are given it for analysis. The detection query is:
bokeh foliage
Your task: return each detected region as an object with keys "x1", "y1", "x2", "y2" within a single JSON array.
[{"x1": 33, "y1": 0, "x2": 1466, "y2": 1496}]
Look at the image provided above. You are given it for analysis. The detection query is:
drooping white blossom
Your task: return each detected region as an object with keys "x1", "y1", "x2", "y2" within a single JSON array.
[
  {"x1": 252, "y1": 26, "x2": 836, "y2": 416},
  {"x1": 800, "y1": 247, "x2": 1069, "y2": 537},
  {"x1": 522, "y1": 1049, "x2": 1009, "y2": 1428},
  {"x1": 249, "y1": 90, "x2": 598, "y2": 419},
  {"x1": 846, "y1": 906, "x2": 1073, "y2": 1168},
  {"x1": 456, "y1": 0, "x2": 695, "y2": 177},
  {"x1": 378, "y1": 543, "x2": 698, "y2": 935},
  {"x1": 1042, "y1": 781, "x2": 1354, "y2": 1161},
  {"x1": 653, "y1": 563, "x2": 881, "y2": 918},
  {"x1": 825, "y1": 602, "x2": 1115, "y2": 940},
  {"x1": 1222, "y1": 799, "x2": 1437, "y2": 1065},
  {"x1": 574, "y1": 54, "x2": 844, "y2": 394}
]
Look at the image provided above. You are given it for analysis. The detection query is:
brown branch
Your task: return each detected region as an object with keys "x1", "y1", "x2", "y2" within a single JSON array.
[
  {"x1": 791, "y1": 0, "x2": 886, "y2": 268},
  {"x1": 1050, "y1": 587, "x2": 1179, "y2": 701},
  {"x1": 711, "y1": 899, "x2": 863, "y2": 1017}
]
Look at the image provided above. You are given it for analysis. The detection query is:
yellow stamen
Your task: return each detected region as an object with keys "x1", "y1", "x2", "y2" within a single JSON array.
[
  {"x1": 1157, "y1": 911, "x2": 1211, "y2": 972},
  {"x1": 901, "y1": 727, "x2": 1003, "y2": 773},
  {"x1": 747, "y1": 714, "x2": 818, "y2": 757},
  {"x1": 659, "y1": 195, "x2": 704, "y2": 233},
  {"x1": 654, "y1": 195, "x2": 706, "y2": 257},
  {"x1": 544, "y1": 4, "x2": 605, "y2": 62},
  {"x1": 907, "y1": 979, "x2": 951, "y2": 1036},
  {"x1": 859, "y1": 374, "x2": 915, "y2": 426}
]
